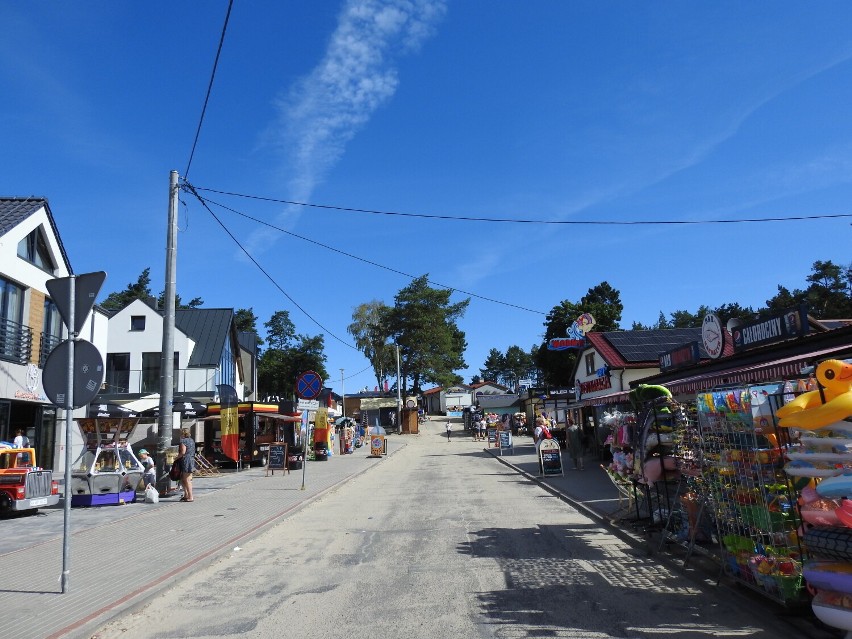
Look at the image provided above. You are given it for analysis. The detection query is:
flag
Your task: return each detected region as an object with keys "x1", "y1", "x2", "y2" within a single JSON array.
[{"x1": 217, "y1": 384, "x2": 240, "y2": 462}]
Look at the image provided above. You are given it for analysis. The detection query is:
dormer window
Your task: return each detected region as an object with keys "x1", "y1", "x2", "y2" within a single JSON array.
[{"x1": 17, "y1": 226, "x2": 56, "y2": 272}]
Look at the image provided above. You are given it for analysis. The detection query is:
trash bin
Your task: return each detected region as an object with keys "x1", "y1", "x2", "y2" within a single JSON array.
[
  {"x1": 314, "y1": 441, "x2": 328, "y2": 461},
  {"x1": 288, "y1": 445, "x2": 304, "y2": 470}
]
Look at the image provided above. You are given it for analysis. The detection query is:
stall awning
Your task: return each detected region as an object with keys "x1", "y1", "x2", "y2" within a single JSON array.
[
  {"x1": 202, "y1": 412, "x2": 302, "y2": 422},
  {"x1": 657, "y1": 344, "x2": 845, "y2": 395},
  {"x1": 582, "y1": 390, "x2": 630, "y2": 407}
]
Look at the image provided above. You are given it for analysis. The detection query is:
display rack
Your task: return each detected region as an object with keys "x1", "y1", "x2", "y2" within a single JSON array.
[{"x1": 694, "y1": 384, "x2": 806, "y2": 605}]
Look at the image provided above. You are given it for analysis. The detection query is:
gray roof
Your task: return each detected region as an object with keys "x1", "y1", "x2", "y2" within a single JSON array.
[
  {"x1": 175, "y1": 308, "x2": 235, "y2": 368},
  {"x1": 605, "y1": 328, "x2": 708, "y2": 362},
  {"x1": 0, "y1": 197, "x2": 73, "y2": 273}
]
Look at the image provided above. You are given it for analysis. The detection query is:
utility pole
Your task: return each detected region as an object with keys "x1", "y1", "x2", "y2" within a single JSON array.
[
  {"x1": 157, "y1": 170, "x2": 179, "y2": 486},
  {"x1": 395, "y1": 344, "x2": 402, "y2": 434}
]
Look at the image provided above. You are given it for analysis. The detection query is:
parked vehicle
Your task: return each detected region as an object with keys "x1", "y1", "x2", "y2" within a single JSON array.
[{"x1": 0, "y1": 446, "x2": 60, "y2": 514}]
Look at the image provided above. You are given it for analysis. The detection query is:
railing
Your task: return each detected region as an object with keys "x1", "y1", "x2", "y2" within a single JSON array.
[
  {"x1": 101, "y1": 368, "x2": 218, "y2": 395},
  {"x1": 0, "y1": 318, "x2": 33, "y2": 365},
  {"x1": 39, "y1": 332, "x2": 63, "y2": 367}
]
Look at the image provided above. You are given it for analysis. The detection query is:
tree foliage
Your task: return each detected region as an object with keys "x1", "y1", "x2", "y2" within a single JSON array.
[
  {"x1": 99, "y1": 267, "x2": 203, "y2": 311},
  {"x1": 347, "y1": 301, "x2": 396, "y2": 388},
  {"x1": 535, "y1": 282, "x2": 623, "y2": 386},
  {"x1": 257, "y1": 310, "x2": 327, "y2": 400},
  {"x1": 479, "y1": 345, "x2": 536, "y2": 389},
  {"x1": 383, "y1": 275, "x2": 469, "y2": 395}
]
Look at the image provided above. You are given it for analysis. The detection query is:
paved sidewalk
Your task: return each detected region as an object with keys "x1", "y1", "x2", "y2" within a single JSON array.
[{"x1": 0, "y1": 438, "x2": 403, "y2": 639}]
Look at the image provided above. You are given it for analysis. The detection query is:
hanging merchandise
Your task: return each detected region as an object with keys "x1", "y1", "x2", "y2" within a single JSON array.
[
  {"x1": 776, "y1": 359, "x2": 852, "y2": 633},
  {"x1": 693, "y1": 383, "x2": 806, "y2": 604}
]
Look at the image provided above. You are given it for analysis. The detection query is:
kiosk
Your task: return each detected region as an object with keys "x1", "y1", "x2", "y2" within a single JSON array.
[{"x1": 69, "y1": 415, "x2": 144, "y2": 506}]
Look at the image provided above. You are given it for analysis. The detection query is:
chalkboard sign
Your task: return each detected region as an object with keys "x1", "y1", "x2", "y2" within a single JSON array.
[
  {"x1": 499, "y1": 430, "x2": 511, "y2": 449},
  {"x1": 539, "y1": 439, "x2": 563, "y2": 476},
  {"x1": 266, "y1": 443, "x2": 288, "y2": 475},
  {"x1": 487, "y1": 427, "x2": 498, "y2": 444}
]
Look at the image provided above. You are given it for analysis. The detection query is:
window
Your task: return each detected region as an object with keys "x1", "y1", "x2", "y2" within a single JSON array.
[
  {"x1": 142, "y1": 352, "x2": 179, "y2": 394},
  {"x1": 216, "y1": 334, "x2": 236, "y2": 389},
  {"x1": 0, "y1": 277, "x2": 30, "y2": 363},
  {"x1": 105, "y1": 353, "x2": 130, "y2": 393},
  {"x1": 17, "y1": 226, "x2": 56, "y2": 272},
  {"x1": 130, "y1": 316, "x2": 146, "y2": 331},
  {"x1": 585, "y1": 352, "x2": 596, "y2": 376},
  {"x1": 39, "y1": 298, "x2": 63, "y2": 366}
]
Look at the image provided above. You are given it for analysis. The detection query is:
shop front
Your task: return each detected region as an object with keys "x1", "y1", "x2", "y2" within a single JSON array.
[{"x1": 593, "y1": 320, "x2": 852, "y2": 618}]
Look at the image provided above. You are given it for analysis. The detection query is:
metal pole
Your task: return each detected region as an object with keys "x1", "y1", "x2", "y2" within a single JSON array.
[
  {"x1": 339, "y1": 368, "x2": 345, "y2": 454},
  {"x1": 61, "y1": 277, "x2": 75, "y2": 593},
  {"x1": 157, "y1": 170, "x2": 179, "y2": 490},
  {"x1": 395, "y1": 344, "x2": 402, "y2": 434}
]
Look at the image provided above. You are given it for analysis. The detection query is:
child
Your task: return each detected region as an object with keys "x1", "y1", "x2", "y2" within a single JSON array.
[{"x1": 138, "y1": 449, "x2": 156, "y2": 487}]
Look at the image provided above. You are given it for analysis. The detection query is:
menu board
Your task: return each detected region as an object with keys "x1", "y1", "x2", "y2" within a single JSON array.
[{"x1": 540, "y1": 439, "x2": 563, "y2": 476}]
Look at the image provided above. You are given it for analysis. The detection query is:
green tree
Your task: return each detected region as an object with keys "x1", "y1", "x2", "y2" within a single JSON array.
[
  {"x1": 234, "y1": 308, "x2": 262, "y2": 350},
  {"x1": 348, "y1": 301, "x2": 396, "y2": 389},
  {"x1": 257, "y1": 310, "x2": 327, "y2": 399},
  {"x1": 384, "y1": 275, "x2": 469, "y2": 395},
  {"x1": 535, "y1": 282, "x2": 623, "y2": 385},
  {"x1": 480, "y1": 348, "x2": 505, "y2": 383},
  {"x1": 100, "y1": 268, "x2": 153, "y2": 310}
]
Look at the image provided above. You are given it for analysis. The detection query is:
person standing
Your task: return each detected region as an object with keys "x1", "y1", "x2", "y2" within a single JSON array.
[
  {"x1": 446, "y1": 421, "x2": 452, "y2": 442},
  {"x1": 138, "y1": 449, "x2": 156, "y2": 486},
  {"x1": 178, "y1": 429, "x2": 197, "y2": 502},
  {"x1": 566, "y1": 419, "x2": 584, "y2": 470},
  {"x1": 12, "y1": 429, "x2": 28, "y2": 449}
]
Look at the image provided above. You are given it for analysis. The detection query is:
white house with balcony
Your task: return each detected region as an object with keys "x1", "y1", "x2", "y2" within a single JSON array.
[
  {"x1": 0, "y1": 197, "x2": 108, "y2": 471},
  {"x1": 97, "y1": 298, "x2": 248, "y2": 447}
]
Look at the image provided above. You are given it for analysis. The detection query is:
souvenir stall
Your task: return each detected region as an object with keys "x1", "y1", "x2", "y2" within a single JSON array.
[{"x1": 69, "y1": 412, "x2": 145, "y2": 506}]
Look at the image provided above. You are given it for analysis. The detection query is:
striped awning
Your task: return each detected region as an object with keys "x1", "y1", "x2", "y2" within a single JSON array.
[{"x1": 658, "y1": 345, "x2": 846, "y2": 395}]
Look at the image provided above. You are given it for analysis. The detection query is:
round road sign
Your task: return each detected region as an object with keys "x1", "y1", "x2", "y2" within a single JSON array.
[{"x1": 295, "y1": 370, "x2": 323, "y2": 400}]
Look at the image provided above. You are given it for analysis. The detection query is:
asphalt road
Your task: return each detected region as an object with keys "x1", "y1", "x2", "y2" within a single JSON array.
[{"x1": 87, "y1": 421, "x2": 816, "y2": 639}]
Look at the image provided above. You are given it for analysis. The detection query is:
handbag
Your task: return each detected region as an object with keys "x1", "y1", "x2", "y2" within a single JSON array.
[{"x1": 169, "y1": 458, "x2": 182, "y2": 481}]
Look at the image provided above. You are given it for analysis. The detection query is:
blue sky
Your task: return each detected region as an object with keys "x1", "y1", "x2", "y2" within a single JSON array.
[{"x1": 2, "y1": 1, "x2": 851, "y2": 391}]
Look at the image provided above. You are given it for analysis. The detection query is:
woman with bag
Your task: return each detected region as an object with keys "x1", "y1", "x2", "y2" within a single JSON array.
[{"x1": 178, "y1": 429, "x2": 197, "y2": 502}]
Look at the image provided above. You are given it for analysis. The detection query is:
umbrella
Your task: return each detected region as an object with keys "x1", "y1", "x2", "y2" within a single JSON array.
[
  {"x1": 334, "y1": 416, "x2": 357, "y2": 426},
  {"x1": 88, "y1": 402, "x2": 140, "y2": 419},
  {"x1": 368, "y1": 425, "x2": 387, "y2": 435},
  {"x1": 140, "y1": 398, "x2": 208, "y2": 419}
]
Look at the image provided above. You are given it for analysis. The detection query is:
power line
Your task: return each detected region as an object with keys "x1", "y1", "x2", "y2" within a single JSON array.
[
  {"x1": 185, "y1": 184, "x2": 548, "y2": 315},
  {"x1": 191, "y1": 185, "x2": 852, "y2": 226},
  {"x1": 183, "y1": 0, "x2": 234, "y2": 181},
  {"x1": 180, "y1": 181, "x2": 361, "y2": 350}
]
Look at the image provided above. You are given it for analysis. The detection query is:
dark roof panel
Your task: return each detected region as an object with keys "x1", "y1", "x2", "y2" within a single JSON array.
[
  {"x1": 175, "y1": 308, "x2": 234, "y2": 367},
  {"x1": 0, "y1": 197, "x2": 72, "y2": 273},
  {"x1": 605, "y1": 328, "x2": 706, "y2": 362}
]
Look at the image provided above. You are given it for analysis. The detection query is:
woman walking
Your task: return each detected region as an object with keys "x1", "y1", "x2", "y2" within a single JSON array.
[{"x1": 566, "y1": 419, "x2": 584, "y2": 470}]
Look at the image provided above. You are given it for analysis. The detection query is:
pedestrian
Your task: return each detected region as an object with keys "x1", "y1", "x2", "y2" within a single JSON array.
[
  {"x1": 178, "y1": 429, "x2": 197, "y2": 502},
  {"x1": 478, "y1": 418, "x2": 486, "y2": 441},
  {"x1": 566, "y1": 419, "x2": 584, "y2": 470},
  {"x1": 12, "y1": 429, "x2": 28, "y2": 449},
  {"x1": 534, "y1": 415, "x2": 552, "y2": 472},
  {"x1": 446, "y1": 421, "x2": 452, "y2": 442},
  {"x1": 138, "y1": 449, "x2": 156, "y2": 486}
]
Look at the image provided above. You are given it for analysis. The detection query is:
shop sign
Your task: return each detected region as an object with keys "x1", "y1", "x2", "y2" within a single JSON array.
[
  {"x1": 547, "y1": 313, "x2": 596, "y2": 350},
  {"x1": 540, "y1": 439, "x2": 563, "y2": 476},
  {"x1": 579, "y1": 376, "x2": 612, "y2": 394},
  {"x1": 660, "y1": 341, "x2": 700, "y2": 372},
  {"x1": 732, "y1": 306, "x2": 809, "y2": 353}
]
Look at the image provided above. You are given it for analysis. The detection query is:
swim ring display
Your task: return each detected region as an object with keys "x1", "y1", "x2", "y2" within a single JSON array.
[{"x1": 777, "y1": 360, "x2": 852, "y2": 431}]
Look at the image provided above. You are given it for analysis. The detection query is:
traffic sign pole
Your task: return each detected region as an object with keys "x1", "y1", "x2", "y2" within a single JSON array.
[{"x1": 61, "y1": 277, "x2": 76, "y2": 594}]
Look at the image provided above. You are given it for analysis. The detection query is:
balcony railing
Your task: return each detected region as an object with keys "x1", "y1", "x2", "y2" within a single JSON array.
[
  {"x1": 0, "y1": 318, "x2": 33, "y2": 365},
  {"x1": 102, "y1": 368, "x2": 218, "y2": 395},
  {"x1": 39, "y1": 332, "x2": 63, "y2": 367}
]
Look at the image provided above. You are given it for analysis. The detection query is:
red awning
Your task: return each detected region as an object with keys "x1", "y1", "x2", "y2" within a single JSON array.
[
  {"x1": 660, "y1": 345, "x2": 845, "y2": 395},
  {"x1": 582, "y1": 390, "x2": 630, "y2": 407}
]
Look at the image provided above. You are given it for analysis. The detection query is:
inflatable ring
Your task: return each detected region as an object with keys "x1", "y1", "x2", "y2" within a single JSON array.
[{"x1": 804, "y1": 527, "x2": 852, "y2": 561}]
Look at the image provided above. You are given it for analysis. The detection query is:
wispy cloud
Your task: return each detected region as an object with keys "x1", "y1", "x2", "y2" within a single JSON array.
[{"x1": 272, "y1": 0, "x2": 445, "y2": 202}]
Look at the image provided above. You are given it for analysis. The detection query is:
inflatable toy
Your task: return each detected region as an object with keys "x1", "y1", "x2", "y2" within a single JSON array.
[
  {"x1": 804, "y1": 561, "x2": 852, "y2": 592},
  {"x1": 800, "y1": 498, "x2": 842, "y2": 527},
  {"x1": 812, "y1": 591, "x2": 852, "y2": 633},
  {"x1": 818, "y1": 473, "x2": 852, "y2": 499},
  {"x1": 805, "y1": 526, "x2": 852, "y2": 561},
  {"x1": 642, "y1": 456, "x2": 679, "y2": 483},
  {"x1": 837, "y1": 500, "x2": 852, "y2": 528},
  {"x1": 784, "y1": 459, "x2": 852, "y2": 478},
  {"x1": 777, "y1": 360, "x2": 852, "y2": 430}
]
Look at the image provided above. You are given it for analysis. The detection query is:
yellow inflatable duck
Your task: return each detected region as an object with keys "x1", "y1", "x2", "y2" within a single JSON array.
[{"x1": 777, "y1": 359, "x2": 852, "y2": 430}]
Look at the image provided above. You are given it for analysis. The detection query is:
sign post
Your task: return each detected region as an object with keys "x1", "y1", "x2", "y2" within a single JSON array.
[{"x1": 44, "y1": 271, "x2": 106, "y2": 595}]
